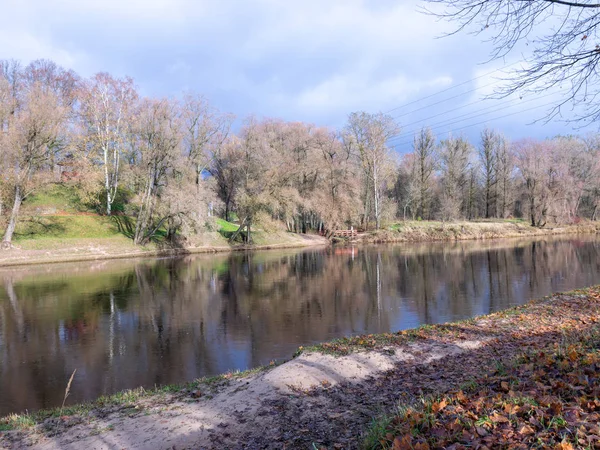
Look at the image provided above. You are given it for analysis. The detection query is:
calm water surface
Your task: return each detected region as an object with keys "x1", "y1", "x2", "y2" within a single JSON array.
[{"x1": 1, "y1": 236, "x2": 599, "y2": 415}]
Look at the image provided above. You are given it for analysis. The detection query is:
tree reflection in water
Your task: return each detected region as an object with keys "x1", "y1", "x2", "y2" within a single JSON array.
[{"x1": 0, "y1": 236, "x2": 599, "y2": 414}]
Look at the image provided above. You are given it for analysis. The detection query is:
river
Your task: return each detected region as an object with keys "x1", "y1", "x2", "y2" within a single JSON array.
[{"x1": 0, "y1": 235, "x2": 599, "y2": 415}]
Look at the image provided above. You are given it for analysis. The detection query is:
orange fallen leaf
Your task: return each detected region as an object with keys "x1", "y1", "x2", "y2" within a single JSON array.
[
  {"x1": 518, "y1": 424, "x2": 535, "y2": 435},
  {"x1": 431, "y1": 399, "x2": 448, "y2": 413},
  {"x1": 554, "y1": 442, "x2": 574, "y2": 450}
]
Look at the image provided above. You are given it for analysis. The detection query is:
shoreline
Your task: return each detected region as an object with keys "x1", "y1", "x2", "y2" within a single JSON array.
[
  {"x1": 0, "y1": 221, "x2": 598, "y2": 268},
  {"x1": 0, "y1": 234, "x2": 330, "y2": 268},
  {"x1": 355, "y1": 220, "x2": 600, "y2": 244},
  {"x1": 2, "y1": 284, "x2": 599, "y2": 449}
]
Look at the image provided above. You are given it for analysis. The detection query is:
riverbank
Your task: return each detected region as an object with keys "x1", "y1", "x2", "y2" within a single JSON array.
[
  {"x1": 1, "y1": 285, "x2": 599, "y2": 449},
  {"x1": 1, "y1": 219, "x2": 598, "y2": 268},
  {"x1": 0, "y1": 231, "x2": 328, "y2": 267},
  {"x1": 357, "y1": 220, "x2": 600, "y2": 244}
]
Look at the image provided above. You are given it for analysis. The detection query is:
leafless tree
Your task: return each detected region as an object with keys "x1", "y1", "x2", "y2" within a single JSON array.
[
  {"x1": 425, "y1": 0, "x2": 600, "y2": 123},
  {"x1": 344, "y1": 112, "x2": 399, "y2": 229},
  {"x1": 0, "y1": 80, "x2": 68, "y2": 246},
  {"x1": 479, "y1": 128, "x2": 499, "y2": 218},
  {"x1": 439, "y1": 135, "x2": 474, "y2": 220},
  {"x1": 411, "y1": 127, "x2": 437, "y2": 220},
  {"x1": 80, "y1": 73, "x2": 137, "y2": 215},
  {"x1": 181, "y1": 93, "x2": 233, "y2": 186},
  {"x1": 130, "y1": 98, "x2": 182, "y2": 245}
]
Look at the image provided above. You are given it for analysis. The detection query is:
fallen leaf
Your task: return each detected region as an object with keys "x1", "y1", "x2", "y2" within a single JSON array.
[
  {"x1": 431, "y1": 399, "x2": 448, "y2": 413},
  {"x1": 518, "y1": 425, "x2": 535, "y2": 435}
]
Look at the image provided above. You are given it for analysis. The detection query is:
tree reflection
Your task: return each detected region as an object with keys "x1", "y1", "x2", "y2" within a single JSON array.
[{"x1": 1, "y1": 237, "x2": 599, "y2": 414}]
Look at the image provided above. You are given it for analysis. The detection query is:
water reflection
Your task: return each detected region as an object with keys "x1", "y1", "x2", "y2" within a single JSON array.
[{"x1": 1, "y1": 236, "x2": 599, "y2": 414}]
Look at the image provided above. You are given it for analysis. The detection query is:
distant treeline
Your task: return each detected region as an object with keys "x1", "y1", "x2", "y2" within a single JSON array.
[{"x1": 1, "y1": 59, "x2": 599, "y2": 246}]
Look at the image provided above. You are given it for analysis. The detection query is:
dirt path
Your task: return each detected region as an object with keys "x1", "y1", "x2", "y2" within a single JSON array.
[{"x1": 2, "y1": 286, "x2": 598, "y2": 449}]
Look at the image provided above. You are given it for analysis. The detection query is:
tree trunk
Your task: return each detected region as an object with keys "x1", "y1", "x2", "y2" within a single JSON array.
[
  {"x1": 229, "y1": 216, "x2": 248, "y2": 243},
  {"x1": 225, "y1": 200, "x2": 231, "y2": 222},
  {"x1": 134, "y1": 168, "x2": 155, "y2": 245},
  {"x1": 2, "y1": 185, "x2": 23, "y2": 248},
  {"x1": 373, "y1": 166, "x2": 380, "y2": 230}
]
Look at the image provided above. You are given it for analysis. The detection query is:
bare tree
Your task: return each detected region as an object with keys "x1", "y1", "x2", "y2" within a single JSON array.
[
  {"x1": 439, "y1": 135, "x2": 473, "y2": 220},
  {"x1": 313, "y1": 128, "x2": 361, "y2": 232},
  {"x1": 513, "y1": 139, "x2": 558, "y2": 226},
  {"x1": 1, "y1": 81, "x2": 68, "y2": 246},
  {"x1": 494, "y1": 136, "x2": 515, "y2": 218},
  {"x1": 80, "y1": 73, "x2": 137, "y2": 215},
  {"x1": 181, "y1": 93, "x2": 232, "y2": 186},
  {"x1": 344, "y1": 112, "x2": 400, "y2": 230},
  {"x1": 479, "y1": 128, "x2": 499, "y2": 218},
  {"x1": 130, "y1": 98, "x2": 182, "y2": 245},
  {"x1": 411, "y1": 127, "x2": 437, "y2": 220},
  {"x1": 425, "y1": 0, "x2": 600, "y2": 123}
]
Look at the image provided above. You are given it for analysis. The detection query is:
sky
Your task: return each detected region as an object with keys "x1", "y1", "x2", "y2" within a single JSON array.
[{"x1": 0, "y1": 0, "x2": 594, "y2": 152}]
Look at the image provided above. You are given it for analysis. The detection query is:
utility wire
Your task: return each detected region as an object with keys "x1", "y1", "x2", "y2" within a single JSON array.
[
  {"x1": 389, "y1": 100, "x2": 556, "y2": 149},
  {"x1": 390, "y1": 79, "x2": 500, "y2": 120},
  {"x1": 383, "y1": 60, "x2": 523, "y2": 115},
  {"x1": 389, "y1": 91, "x2": 561, "y2": 143}
]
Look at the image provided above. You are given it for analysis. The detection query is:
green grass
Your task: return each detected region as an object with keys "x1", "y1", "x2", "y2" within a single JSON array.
[
  {"x1": 14, "y1": 215, "x2": 123, "y2": 242},
  {"x1": 216, "y1": 218, "x2": 239, "y2": 233},
  {"x1": 24, "y1": 184, "x2": 85, "y2": 213}
]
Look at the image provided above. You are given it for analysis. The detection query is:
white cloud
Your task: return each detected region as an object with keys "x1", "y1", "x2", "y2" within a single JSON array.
[
  {"x1": 0, "y1": 0, "x2": 585, "y2": 138},
  {"x1": 295, "y1": 73, "x2": 453, "y2": 114}
]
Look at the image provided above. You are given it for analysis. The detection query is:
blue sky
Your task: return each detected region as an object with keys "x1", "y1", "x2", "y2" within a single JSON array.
[{"x1": 1, "y1": 0, "x2": 593, "y2": 151}]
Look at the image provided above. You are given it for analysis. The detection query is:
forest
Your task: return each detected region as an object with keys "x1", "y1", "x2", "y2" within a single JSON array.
[{"x1": 1, "y1": 59, "x2": 599, "y2": 248}]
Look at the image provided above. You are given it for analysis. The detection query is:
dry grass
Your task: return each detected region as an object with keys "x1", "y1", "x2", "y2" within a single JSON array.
[{"x1": 364, "y1": 221, "x2": 600, "y2": 244}]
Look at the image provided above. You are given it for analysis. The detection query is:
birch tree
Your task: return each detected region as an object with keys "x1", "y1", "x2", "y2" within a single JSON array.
[{"x1": 80, "y1": 73, "x2": 137, "y2": 215}]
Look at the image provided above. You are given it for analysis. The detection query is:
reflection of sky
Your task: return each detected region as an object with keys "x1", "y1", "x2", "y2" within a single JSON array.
[{"x1": 389, "y1": 298, "x2": 420, "y2": 333}]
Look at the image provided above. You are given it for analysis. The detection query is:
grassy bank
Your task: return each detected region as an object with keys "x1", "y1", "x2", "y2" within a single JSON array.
[
  {"x1": 1, "y1": 285, "x2": 599, "y2": 449},
  {"x1": 0, "y1": 185, "x2": 328, "y2": 267},
  {"x1": 358, "y1": 220, "x2": 600, "y2": 244}
]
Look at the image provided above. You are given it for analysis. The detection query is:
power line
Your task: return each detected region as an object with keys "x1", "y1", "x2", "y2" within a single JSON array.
[
  {"x1": 390, "y1": 91, "x2": 561, "y2": 143},
  {"x1": 383, "y1": 60, "x2": 522, "y2": 115},
  {"x1": 391, "y1": 79, "x2": 500, "y2": 120},
  {"x1": 394, "y1": 92, "x2": 533, "y2": 131},
  {"x1": 389, "y1": 100, "x2": 556, "y2": 149}
]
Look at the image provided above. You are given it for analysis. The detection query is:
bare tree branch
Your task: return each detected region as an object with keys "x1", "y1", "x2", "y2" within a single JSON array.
[{"x1": 424, "y1": 0, "x2": 600, "y2": 122}]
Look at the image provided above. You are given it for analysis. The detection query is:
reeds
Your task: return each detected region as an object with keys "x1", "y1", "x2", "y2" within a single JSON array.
[{"x1": 61, "y1": 369, "x2": 77, "y2": 410}]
